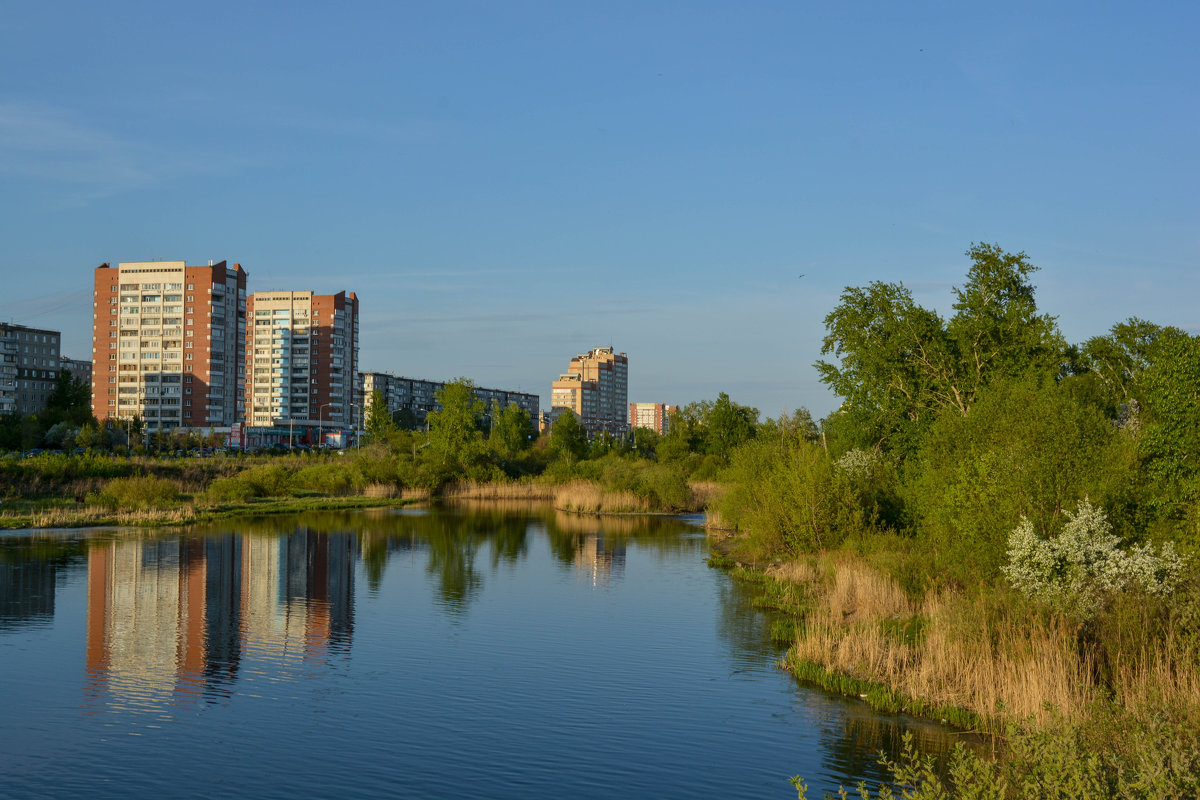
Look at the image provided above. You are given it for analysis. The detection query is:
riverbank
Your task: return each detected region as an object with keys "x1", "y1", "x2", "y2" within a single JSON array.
[
  {"x1": 710, "y1": 530, "x2": 1200, "y2": 798},
  {"x1": 0, "y1": 493, "x2": 421, "y2": 530}
]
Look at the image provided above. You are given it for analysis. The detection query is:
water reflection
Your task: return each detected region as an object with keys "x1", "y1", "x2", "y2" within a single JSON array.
[
  {"x1": 0, "y1": 507, "x2": 974, "y2": 798},
  {"x1": 83, "y1": 529, "x2": 355, "y2": 709},
  {"x1": 0, "y1": 536, "x2": 86, "y2": 630}
]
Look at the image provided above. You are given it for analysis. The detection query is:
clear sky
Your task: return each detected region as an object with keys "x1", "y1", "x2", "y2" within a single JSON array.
[{"x1": 1, "y1": 1, "x2": 1196, "y2": 420}]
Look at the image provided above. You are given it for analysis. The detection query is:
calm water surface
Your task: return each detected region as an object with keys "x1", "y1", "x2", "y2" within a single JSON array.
[{"x1": 0, "y1": 504, "x2": 962, "y2": 798}]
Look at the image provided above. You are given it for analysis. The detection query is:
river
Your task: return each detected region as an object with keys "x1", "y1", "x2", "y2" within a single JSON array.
[{"x1": 0, "y1": 503, "x2": 962, "y2": 798}]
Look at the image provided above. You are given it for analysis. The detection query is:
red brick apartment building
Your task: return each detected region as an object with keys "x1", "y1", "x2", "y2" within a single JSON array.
[{"x1": 92, "y1": 261, "x2": 247, "y2": 431}]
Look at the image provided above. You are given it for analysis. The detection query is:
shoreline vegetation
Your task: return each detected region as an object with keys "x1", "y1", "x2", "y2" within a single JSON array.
[
  {"x1": 710, "y1": 246, "x2": 1200, "y2": 798},
  {"x1": 6, "y1": 246, "x2": 1199, "y2": 796}
]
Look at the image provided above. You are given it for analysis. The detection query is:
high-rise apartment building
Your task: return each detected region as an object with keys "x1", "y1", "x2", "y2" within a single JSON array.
[
  {"x1": 360, "y1": 372, "x2": 539, "y2": 429},
  {"x1": 245, "y1": 290, "x2": 359, "y2": 434},
  {"x1": 92, "y1": 261, "x2": 247, "y2": 430},
  {"x1": 0, "y1": 323, "x2": 62, "y2": 416},
  {"x1": 629, "y1": 402, "x2": 677, "y2": 435},
  {"x1": 550, "y1": 346, "x2": 628, "y2": 436}
]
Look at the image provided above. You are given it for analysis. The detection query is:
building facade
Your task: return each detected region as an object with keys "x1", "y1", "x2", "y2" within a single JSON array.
[
  {"x1": 0, "y1": 323, "x2": 62, "y2": 416},
  {"x1": 550, "y1": 346, "x2": 628, "y2": 436},
  {"x1": 629, "y1": 402, "x2": 677, "y2": 435},
  {"x1": 360, "y1": 372, "x2": 539, "y2": 429},
  {"x1": 246, "y1": 290, "x2": 359, "y2": 440},
  {"x1": 92, "y1": 260, "x2": 247, "y2": 431},
  {"x1": 60, "y1": 355, "x2": 93, "y2": 389}
]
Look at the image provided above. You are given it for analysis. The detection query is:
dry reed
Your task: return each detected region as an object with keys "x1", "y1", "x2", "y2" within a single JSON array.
[
  {"x1": 442, "y1": 480, "x2": 555, "y2": 501},
  {"x1": 553, "y1": 481, "x2": 652, "y2": 514},
  {"x1": 790, "y1": 558, "x2": 1096, "y2": 727}
]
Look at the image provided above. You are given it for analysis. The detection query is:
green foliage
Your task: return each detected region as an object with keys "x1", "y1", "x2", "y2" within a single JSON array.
[
  {"x1": 548, "y1": 411, "x2": 589, "y2": 463},
  {"x1": 235, "y1": 464, "x2": 294, "y2": 497},
  {"x1": 816, "y1": 244, "x2": 1064, "y2": 453},
  {"x1": 705, "y1": 391, "x2": 758, "y2": 459},
  {"x1": 87, "y1": 476, "x2": 179, "y2": 510},
  {"x1": 720, "y1": 434, "x2": 866, "y2": 557},
  {"x1": 426, "y1": 378, "x2": 488, "y2": 469},
  {"x1": 796, "y1": 718, "x2": 1200, "y2": 800},
  {"x1": 291, "y1": 463, "x2": 359, "y2": 495},
  {"x1": 205, "y1": 475, "x2": 257, "y2": 503},
  {"x1": 43, "y1": 369, "x2": 93, "y2": 428},
  {"x1": 362, "y1": 389, "x2": 398, "y2": 445},
  {"x1": 1081, "y1": 317, "x2": 1168, "y2": 408},
  {"x1": 904, "y1": 376, "x2": 1120, "y2": 585},
  {"x1": 488, "y1": 401, "x2": 534, "y2": 460},
  {"x1": 1138, "y1": 328, "x2": 1200, "y2": 527}
]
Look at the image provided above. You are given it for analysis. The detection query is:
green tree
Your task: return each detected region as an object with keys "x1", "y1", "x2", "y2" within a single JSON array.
[
  {"x1": 548, "y1": 411, "x2": 589, "y2": 462},
  {"x1": 1138, "y1": 328, "x2": 1200, "y2": 530},
  {"x1": 426, "y1": 378, "x2": 487, "y2": 469},
  {"x1": 43, "y1": 369, "x2": 93, "y2": 427},
  {"x1": 631, "y1": 427, "x2": 659, "y2": 460},
  {"x1": 362, "y1": 389, "x2": 398, "y2": 445},
  {"x1": 391, "y1": 407, "x2": 419, "y2": 430},
  {"x1": 1082, "y1": 317, "x2": 1168, "y2": 406},
  {"x1": 488, "y1": 402, "x2": 534, "y2": 459},
  {"x1": 705, "y1": 392, "x2": 758, "y2": 459},
  {"x1": 816, "y1": 243, "x2": 1064, "y2": 452}
]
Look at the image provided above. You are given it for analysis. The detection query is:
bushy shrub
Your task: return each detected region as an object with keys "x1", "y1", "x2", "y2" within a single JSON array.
[
  {"x1": 639, "y1": 463, "x2": 693, "y2": 511},
  {"x1": 205, "y1": 476, "x2": 256, "y2": 503},
  {"x1": 292, "y1": 463, "x2": 359, "y2": 495},
  {"x1": 1004, "y1": 498, "x2": 1187, "y2": 618},
  {"x1": 719, "y1": 436, "x2": 865, "y2": 557},
  {"x1": 236, "y1": 464, "x2": 294, "y2": 497},
  {"x1": 87, "y1": 475, "x2": 179, "y2": 510}
]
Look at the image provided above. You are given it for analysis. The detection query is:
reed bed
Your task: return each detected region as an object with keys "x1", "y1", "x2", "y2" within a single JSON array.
[
  {"x1": 553, "y1": 481, "x2": 655, "y2": 514},
  {"x1": 786, "y1": 558, "x2": 1096, "y2": 728},
  {"x1": 441, "y1": 480, "x2": 555, "y2": 501}
]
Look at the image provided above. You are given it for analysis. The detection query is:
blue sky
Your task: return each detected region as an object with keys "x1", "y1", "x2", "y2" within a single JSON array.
[{"x1": 1, "y1": 1, "x2": 1196, "y2": 419}]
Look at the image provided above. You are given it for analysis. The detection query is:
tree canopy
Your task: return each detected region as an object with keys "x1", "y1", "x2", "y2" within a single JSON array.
[{"x1": 816, "y1": 243, "x2": 1063, "y2": 451}]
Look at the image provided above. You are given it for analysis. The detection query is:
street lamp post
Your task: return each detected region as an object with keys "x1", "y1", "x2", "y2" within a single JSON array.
[{"x1": 319, "y1": 403, "x2": 332, "y2": 448}]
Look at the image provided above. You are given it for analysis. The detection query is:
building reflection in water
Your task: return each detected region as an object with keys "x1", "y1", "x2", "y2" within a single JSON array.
[
  {"x1": 573, "y1": 533, "x2": 627, "y2": 587},
  {"x1": 0, "y1": 558, "x2": 58, "y2": 630},
  {"x1": 84, "y1": 530, "x2": 355, "y2": 709}
]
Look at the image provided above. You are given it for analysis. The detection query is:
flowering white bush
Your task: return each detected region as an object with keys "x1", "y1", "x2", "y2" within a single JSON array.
[
  {"x1": 1003, "y1": 498, "x2": 1186, "y2": 617},
  {"x1": 836, "y1": 447, "x2": 881, "y2": 482}
]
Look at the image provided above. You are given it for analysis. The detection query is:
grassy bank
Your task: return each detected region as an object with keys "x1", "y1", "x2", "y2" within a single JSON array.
[{"x1": 714, "y1": 542, "x2": 1200, "y2": 798}]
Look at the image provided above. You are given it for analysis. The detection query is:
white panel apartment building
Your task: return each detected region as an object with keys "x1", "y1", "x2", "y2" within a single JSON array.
[{"x1": 245, "y1": 290, "x2": 359, "y2": 432}]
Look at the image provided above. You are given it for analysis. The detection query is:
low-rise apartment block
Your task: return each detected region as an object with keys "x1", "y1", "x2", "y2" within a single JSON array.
[
  {"x1": 0, "y1": 323, "x2": 62, "y2": 416},
  {"x1": 59, "y1": 356, "x2": 92, "y2": 388},
  {"x1": 92, "y1": 260, "x2": 247, "y2": 430},
  {"x1": 361, "y1": 372, "x2": 539, "y2": 429}
]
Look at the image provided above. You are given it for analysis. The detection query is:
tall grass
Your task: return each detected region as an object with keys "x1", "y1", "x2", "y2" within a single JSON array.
[
  {"x1": 442, "y1": 480, "x2": 555, "y2": 500},
  {"x1": 554, "y1": 481, "x2": 654, "y2": 513},
  {"x1": 784, "y1": 558, "x2": 1097, "y2": 729}
]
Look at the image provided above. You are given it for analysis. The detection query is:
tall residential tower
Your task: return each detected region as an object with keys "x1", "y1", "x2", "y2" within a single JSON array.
[
  {"x1": 245, "y1": 290, "x2": 359, "y2": 436},
  {"x1": 92, "y1": 261, "x2": 247, "y2": 431},
  {"x1": 550, "y1": 346, "x2": 628, "y2": 436}
]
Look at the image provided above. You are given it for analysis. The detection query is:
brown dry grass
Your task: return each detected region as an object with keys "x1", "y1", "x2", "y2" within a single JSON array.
[
  {"x1": 1110, "y1": 634, "x2": 1200, "y2": 728},
  {"x1": 688, "y1": 480, "x2": 725, "y2": 509},
  {"x1": 553, "y1": 481, "x2": 653, "y2": 514},
  {"x1": 442, "y1": 480, "x2": 555, "y2": 501},
  {"x1": 789, "y1": 558, "x2": 1096, "y2": 727}
]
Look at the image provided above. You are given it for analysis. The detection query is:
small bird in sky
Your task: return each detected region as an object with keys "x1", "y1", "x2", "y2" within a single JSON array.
[{"x1": 798, "y1": 273, "x2": 805, "y2": 279}]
